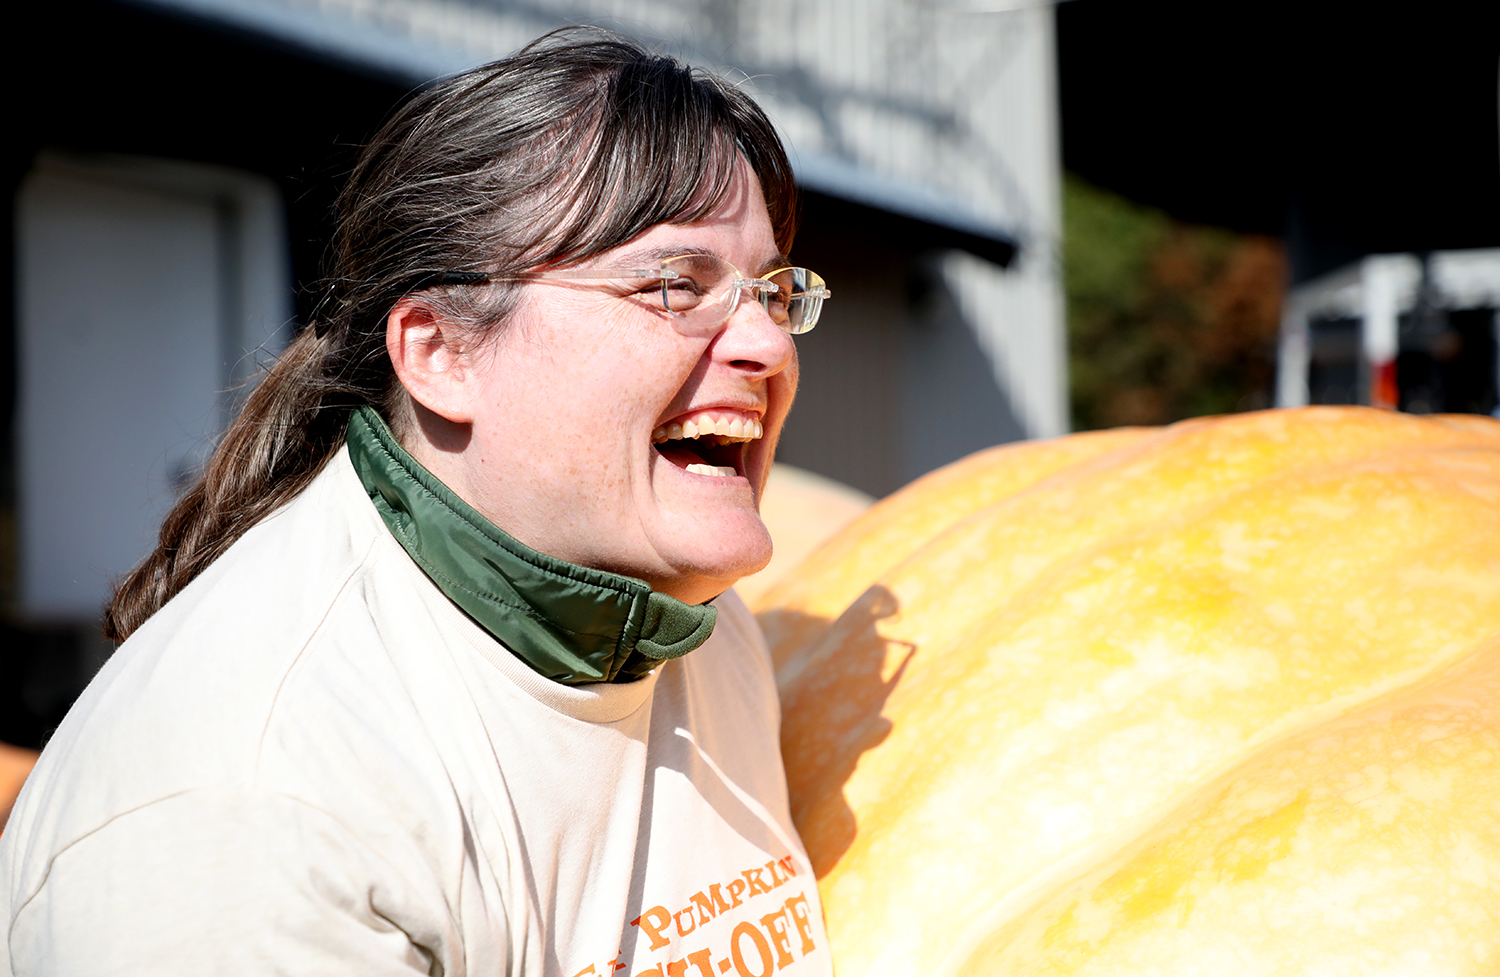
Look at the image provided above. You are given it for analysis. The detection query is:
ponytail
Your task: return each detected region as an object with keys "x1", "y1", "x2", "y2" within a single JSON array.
[{"x1": 103, "y1": 329, "x2": 363, "y2": 640}]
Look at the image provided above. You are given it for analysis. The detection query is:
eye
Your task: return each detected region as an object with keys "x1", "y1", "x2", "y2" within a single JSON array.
[
  {"x1": 660, "y1": 271, "x2": 711, "y2": 314},
  {"x1": 763, "y1": 272, "x2": 799, "y2": 323},
  {"x1": 665, "y1": 275, "x2": 705, "y2": 295},
  {"x1": 614, "y1": 275, "x2": 669, "y2": 311}
]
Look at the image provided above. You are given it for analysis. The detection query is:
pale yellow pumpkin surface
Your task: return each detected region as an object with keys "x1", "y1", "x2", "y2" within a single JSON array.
[
  {"x1": 965, "y1": 637, "x2": 1500, "y2": 974},
  {"x1": 766, "y1": 408, "x2": 1500, "y2": 977},
  {"x1": 0, "y1": 743, "x2": 39, "y2": 837},
  {"x1": 755, "y1": 427, "x2": 1150, "y2": 679}
]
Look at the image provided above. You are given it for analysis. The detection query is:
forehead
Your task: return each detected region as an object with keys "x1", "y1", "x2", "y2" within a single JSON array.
[{"x1": 602, "y1": 162, "x2": 784, "y2": 273}]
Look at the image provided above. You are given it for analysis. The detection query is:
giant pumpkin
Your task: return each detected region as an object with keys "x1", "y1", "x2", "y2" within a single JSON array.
[
  {"x1": 0, "y1": 743, "x2": 39, "y2": 836},
  {"x1": 757, "y1": 407, "x2": 1500, "y2": 976}
]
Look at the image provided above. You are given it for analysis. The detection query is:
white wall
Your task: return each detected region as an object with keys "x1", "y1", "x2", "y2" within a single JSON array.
[{"x1": 729, "y1": 0, "x2": 1068, "y2": 438}]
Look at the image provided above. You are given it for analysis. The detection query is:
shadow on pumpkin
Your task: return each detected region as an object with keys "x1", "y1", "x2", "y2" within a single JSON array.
[{"x1": 768, "y1": 584, "x2": 915, "y2": 878}]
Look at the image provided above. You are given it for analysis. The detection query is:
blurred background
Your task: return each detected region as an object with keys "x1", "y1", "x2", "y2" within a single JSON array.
[{"x1": 2, "y1": 0, "x2": 1498, "y2": 754}]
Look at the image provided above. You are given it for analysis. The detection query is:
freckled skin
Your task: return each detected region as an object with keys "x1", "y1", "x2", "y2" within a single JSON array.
[{"x1": 407, "y1": 160, "x2": 797, "y2": 605}]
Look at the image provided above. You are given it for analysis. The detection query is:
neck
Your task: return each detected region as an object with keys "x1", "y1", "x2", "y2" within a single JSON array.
[{"x1": 346, "y1": 407, "x2": 719, "y2": 684}]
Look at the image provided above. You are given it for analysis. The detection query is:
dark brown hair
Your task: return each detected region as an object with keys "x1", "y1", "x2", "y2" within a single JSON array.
[{"x1": 103, "y1": 28, "x2": 798, "y2": 641}]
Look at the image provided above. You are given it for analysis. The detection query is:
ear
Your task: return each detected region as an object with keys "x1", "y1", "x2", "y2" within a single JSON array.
[{"x1": 386, "y1": 298, "x2": 476, "y2": 424}]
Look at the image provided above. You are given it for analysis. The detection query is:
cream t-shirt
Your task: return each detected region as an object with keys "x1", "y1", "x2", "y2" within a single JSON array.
[{"x1": 0, "y1": 451, "x2": 831, "y2": 977}]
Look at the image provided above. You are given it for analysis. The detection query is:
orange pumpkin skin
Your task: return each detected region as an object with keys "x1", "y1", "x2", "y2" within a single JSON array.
[
  {"x1": 0, "y1": 743, "x2": 39, "y2": 836},
  {"x1": 766, "y1": 407, "x2": 1500, "y2": 977},
  {"x1": 962, "y1": 637, "x2": 1500, "y2": 974},
  {"x1": 754, "y1": 427, "x2": 1151, "y2": 678}
]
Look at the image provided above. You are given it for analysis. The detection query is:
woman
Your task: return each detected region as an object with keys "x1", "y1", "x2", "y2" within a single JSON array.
[{"x1": 0, "y1": 30, "x2": 832, "y2": 977}]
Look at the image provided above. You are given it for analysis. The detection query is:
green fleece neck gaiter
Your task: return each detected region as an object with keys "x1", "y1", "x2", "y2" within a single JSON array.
[{"x1": 345, "y1": 407, "x2": 717, "y2": 684}]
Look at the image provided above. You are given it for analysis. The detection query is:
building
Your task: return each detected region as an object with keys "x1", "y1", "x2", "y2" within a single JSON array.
[{"x1": 1277, "y1": 250, "x2": 1500, "y2": 415}]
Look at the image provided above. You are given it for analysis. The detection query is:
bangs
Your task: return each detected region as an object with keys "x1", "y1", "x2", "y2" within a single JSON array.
[
  {"x1": 326, "y1": 30, "x2": 799, "y2": 344},
  {"x1": 526, "y1": 49, "x2": 798, "y2": 269}
]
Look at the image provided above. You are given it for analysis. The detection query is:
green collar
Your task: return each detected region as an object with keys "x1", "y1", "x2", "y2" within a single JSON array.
[{"x1": 345, "y1": 407, "x2": 717, "y2": 684}]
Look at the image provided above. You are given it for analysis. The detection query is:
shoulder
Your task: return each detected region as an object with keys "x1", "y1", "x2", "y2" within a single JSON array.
[
  {"x1": 0, "y1": 452, "x2": 441, "y2": 910},
  {"x1": 677, "y1": 588, "x2": 776, "y2": 695},
  {"x1": 78, "y1": 450, "x2": 390, "y2": 751},
  {"x1": 6, "y1": 787, "x2": 458, "y2": 975},
  {"x1": 648, "y1": 588, "x2": 783, "y2": 747}
]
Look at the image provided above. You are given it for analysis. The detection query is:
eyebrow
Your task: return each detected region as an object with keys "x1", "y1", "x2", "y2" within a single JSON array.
[{"x1": 608, "y1": 244, "x2": 794, "y2": 276}]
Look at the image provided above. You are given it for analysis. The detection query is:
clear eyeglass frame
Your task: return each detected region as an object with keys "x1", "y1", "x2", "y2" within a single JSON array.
[{"x1": 441, "y1": 254, "x2": 831, "y2": 336}]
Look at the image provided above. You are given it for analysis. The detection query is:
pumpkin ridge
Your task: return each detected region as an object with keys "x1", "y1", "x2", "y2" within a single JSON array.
[
  {"x1": 769, "y1": 408, "x2": 1500, "y2": 977},
  {"x1": 946, "y1": 630, "x2": 1500, "y2": 975}
]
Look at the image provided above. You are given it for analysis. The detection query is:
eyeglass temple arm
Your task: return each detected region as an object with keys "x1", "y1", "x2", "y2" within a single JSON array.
[
  {"x1": 432, "y1": 268, "x2": 680, "y2": 285},
  {"x1": 430, "y1": 267, "x2": 829, "y2": 298}
]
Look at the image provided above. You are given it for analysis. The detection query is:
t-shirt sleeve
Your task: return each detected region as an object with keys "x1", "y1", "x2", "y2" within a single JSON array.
[{"x1": 7, "y1": 789, "x2": 450, "y2": 976}]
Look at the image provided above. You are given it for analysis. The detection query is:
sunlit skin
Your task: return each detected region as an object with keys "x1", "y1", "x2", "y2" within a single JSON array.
[{"x1": 387, "y1": 159, "x2": 798, "y2": 605}]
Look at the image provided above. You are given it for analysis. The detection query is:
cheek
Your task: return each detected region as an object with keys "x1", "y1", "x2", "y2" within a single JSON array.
[
  {"x1": 489, "y1": 300, "x2": 712, "y2": 451},
  {"x1": 767, "y1": 355, "x2": 800, "y2": 434}
]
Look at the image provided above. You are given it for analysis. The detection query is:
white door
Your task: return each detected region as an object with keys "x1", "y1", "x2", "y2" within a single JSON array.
[{"x1": 15, "y1": 153, "x2": 291, "y2": 620}]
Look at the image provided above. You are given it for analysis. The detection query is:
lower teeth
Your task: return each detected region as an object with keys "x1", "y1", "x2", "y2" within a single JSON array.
[{"x1": 685, "y1": 463, "x2": 737, "y2": 478}]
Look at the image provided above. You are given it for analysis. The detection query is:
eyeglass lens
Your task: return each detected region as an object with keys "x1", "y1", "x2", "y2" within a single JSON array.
[{"x1": 658, "y1": 255, "x2": 826, "y2": 335}]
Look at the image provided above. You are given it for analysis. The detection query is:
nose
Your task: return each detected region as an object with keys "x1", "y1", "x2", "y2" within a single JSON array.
[{"x1": 710, "y1": 288, "x2": 797, "y2": 379}]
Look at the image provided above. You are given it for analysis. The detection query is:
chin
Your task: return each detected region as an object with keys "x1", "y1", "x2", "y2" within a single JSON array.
[{"x1": 656, "y1": 518, "x2": 774, "y2": 604}]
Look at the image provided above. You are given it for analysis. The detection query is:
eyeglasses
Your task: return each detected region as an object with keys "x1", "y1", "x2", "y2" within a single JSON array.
[{"x1": 434, "y1": 254, "x2": 831, "y2": 336}]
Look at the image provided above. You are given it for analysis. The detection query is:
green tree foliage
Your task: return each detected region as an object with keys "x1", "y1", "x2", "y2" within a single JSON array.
[{"x1": 1064, "y1": 175, "x2": 1287, "y2": 431}]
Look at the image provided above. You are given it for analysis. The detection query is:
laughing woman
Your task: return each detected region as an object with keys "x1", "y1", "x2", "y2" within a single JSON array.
[{"x1": 0, "y1": 30, "x2": 832, "y2": 977}]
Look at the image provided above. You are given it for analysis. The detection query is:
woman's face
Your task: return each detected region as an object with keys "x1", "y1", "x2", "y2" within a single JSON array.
[{"x1": 442, "y1": 159, "x2": 798, "y2": 604}]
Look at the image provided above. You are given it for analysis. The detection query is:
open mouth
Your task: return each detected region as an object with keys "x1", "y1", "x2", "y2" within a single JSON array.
[{"x1": 652, "y1": 410, "x2": 763, "y2": 478}]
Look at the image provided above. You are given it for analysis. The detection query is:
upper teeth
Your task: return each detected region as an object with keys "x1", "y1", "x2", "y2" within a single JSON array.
[{"x1": 652, "y1": 413, "x2": 764, "y2": 443}]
